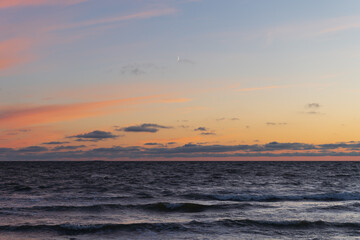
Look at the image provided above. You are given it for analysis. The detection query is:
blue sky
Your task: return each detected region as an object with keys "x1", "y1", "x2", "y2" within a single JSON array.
[{"x1": 1, "y1": 0, "x2": 360, "y2": 160}]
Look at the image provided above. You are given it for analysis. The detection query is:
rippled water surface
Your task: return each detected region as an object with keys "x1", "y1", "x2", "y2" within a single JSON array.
[{"x1": 1, "y1": 161, "x2": 360, "y2": 239}]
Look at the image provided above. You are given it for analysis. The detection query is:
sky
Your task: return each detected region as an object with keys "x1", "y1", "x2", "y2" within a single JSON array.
[{"x1": 1, "y1": 0, "x2": 360, "y2": 161}]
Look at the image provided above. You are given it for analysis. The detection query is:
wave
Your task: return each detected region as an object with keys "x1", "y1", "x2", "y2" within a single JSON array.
[
  {"x1": 317, "y1": 202, "x2": 360, "y2": 211},
  {"x1": 1, "y1": 219, "x2": 359, "y2": 234},
  {"x1": 0, "y1": 202, "x2": 250, "y2": 214},
  {"x1": 0, "y1": 204, "x2": 126, "y2": 212},
  {"x1": 184, "y1": 192, "x2": 360, "y2": 202},
  {"x1": 143, "y1": 202, "x2": 244, "y2": 212},
  {"x1": 216, "y1": 219, "x2": 360, "y2": 229},
  {"x1": 0, "y1": 222, "x2": 187, "y2": 234}
]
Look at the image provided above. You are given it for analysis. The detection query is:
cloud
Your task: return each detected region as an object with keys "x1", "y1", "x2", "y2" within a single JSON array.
[
  {"x1": 144, "y1": 143, "x2": 251, "y2": 154},
  {"x1": 69, "y1": 130, "x2": 118, "y2": 140},
  {"x1": 18, "y1": 146, "x2": 48, "y2": 152},
  {"x1": 301, "y1": 103, "x2": 323, "y2": 115},
  {"x1": 53, "y1": 145, "x2": 85, "y2": 151},
  {"x1": 194, "y1": 127, "x2": 215, "y2": 135},
  {"x1": 0, "y1": 38, "x2": 33, "y2": 71},
  {"x1": 0, "y1": 5, "x2": 176, "y2": 75},
  {"x1": 0, "y1": 0, "x2": 88, "y2": 8},
  {"x1": 74, "y1": 139, "x2": 99, "y2": 142},
  {"x1": 320, "y1": 22, "x2": 360, "y2": 35},
  {"x1": 216, "y1": 117, "x2": 239, "y2": 121},
  {"x1": 43, "y1": 141, "x2": 70, "y2": 145},
  {"x1": 160, "y1": 98, "x2": 191, "y2": 103},
  {"x1": 318, "y1": 142, "x2": 360, "y2": 150},
  {"x1": 237, "y1": 85, "x2": 289, "y2": 92},
  {"x1": 121, "y1": 63, "x2": 161, "y2": 75},
  {"x1": 3, "y1": 128, "x2": 31, "y2": 136},
  {"x1": 140, "y1": 142, "x2": 316, "y2": 156},
  {"x1": 5, "y1": 141, "x2": 360, "y2": 160},
  {"x1": 303, "y1": 111, "x2": 321, "y2": 115},
  {"x1": 124, "y1": 67, "x2": 145, "y2": 75},
  {"x1": 0, "y1": 148, "x2": 14, "y2": 154},
  {"x1": 201, "y1": 132, "x2": 216, "y2": 135},
  {"x1": 0, "y1": 95, "x2": 178, "y2": 128},
  {"x1": 50, "y1": 8, "x2": 177, "y2": 31},
  {"x1": 91, "y1": 146, "x2": 141, "y2": 154},
  {"x1": 177, "y1": 57, "x2": 195, "y2": 64},
  {"x1": 263, "y1": 141, "x2": 315, "y2": 151},
  {"x1": 306, "y1": 103, "x2": 321, "y2": 108},
  {"x1": 194, "y1": 127, "x2": 208, "y2": 131},
  {"x1": 120, "y1": 123, "x2": 172, "y2": 133},
  {"x1": 266, "y1": 122, "x2": 287, "y2": 126},
  {"x1": 261, "y1": 16, "x2": 360, "y2": 45},
  {"x1": 144, "y1": 142, "x2": 164, "y2": 146}
]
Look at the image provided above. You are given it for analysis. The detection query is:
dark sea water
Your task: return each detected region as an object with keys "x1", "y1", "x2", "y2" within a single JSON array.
[{"x1": 1, "y1": 161, "x2": 360, "y2": 240}]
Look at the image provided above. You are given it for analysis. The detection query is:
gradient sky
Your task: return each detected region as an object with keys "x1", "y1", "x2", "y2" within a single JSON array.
[{"x1": 2, "y1": 0, "x2": 360, "y2": 160}]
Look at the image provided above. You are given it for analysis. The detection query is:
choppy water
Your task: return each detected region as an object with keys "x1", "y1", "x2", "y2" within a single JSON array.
[{"x1": 1, "y1": 161, "x2": 360, "y2": 240}]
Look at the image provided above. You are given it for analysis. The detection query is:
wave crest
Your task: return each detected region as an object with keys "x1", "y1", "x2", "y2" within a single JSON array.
[{"x1": 185, "y1": 192, "x2": 360, "y2": 202}]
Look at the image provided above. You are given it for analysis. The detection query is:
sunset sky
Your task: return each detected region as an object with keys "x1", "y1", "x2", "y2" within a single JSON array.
[{"x1": 1, "y1": 0, "x2": 360, "y2": 160}]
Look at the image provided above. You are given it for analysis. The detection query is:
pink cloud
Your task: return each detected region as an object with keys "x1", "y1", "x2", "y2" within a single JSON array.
[
  {"x1": 0, "y1": 38, "x2": 34, "y2": 71},
  {"x1": 49, "y1": 8, "x2": 178, "y2": 31},
  {"x1": 0, "y1": 95, "x2": 189, "y2": 128},
  {"x1": 0, "y1": 96, "x2": 157, "y2": 128},
  {"x1": 0, "y1": 0, "x2": 88, "y2": 8}
]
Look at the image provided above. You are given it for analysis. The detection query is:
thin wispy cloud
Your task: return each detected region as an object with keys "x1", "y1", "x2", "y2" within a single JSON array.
[
  {"x1": 121, "y1": 64, "x2": 146, "y2": 75},
  {"x1": 49, "y1": 8, "x2": 177, "y2": 31},
  {"x1": 0, "y1": 0, "x2": 88, "y2": 8},
  {"x1": 161, "y1": 98, "x2": 191, "y2": 103},
  {"x1": 237, "y1": 85, "x2": 290, "y2": 92},
  {"x1": 304, "y1": 111, "x2": 321, "y2": 115},
  {"x1": 201, "y1": 132, "x2": 216, "y2": 136},
  {"x1": 0, "y1": 38, "x2": 33, "y2": 71},
  {"x1": 318, "y1": 18, "x2": 360, "y2": 35},
  {"x1": 0, "y1": 96, "x2": 153, "y2": 128},
  {"x1": 216, "y1": 117, "x2": 239, "y2": 121},
  {"x1": 0, "y1": 95, "x2": 186, "y2": 128},
  {"x1": 266, "y1": 122, "x2": 288, "y2": 126},
  {"x1": 120, "y1": 63, "x2": 165, "y2": 75},
  {"x1": 263, "y1": 16, "x2": 360, "y2": 44},
  {"x1": 3, "y1": 129, "x2": 31, "y2": 136}
]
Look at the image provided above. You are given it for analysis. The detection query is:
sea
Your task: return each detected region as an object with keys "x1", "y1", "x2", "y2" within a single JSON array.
[{"x1": 0, "y1": 161, "x2": 360, "y2": 240}]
